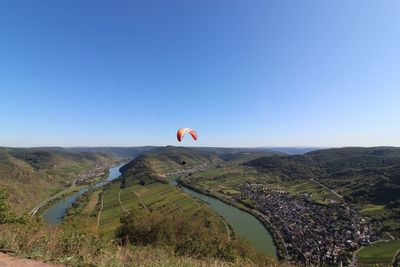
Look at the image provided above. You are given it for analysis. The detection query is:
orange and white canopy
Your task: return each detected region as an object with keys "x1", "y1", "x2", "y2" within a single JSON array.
[{"x1": 177, "y1": 128, "x2": 197, "y2": 142}]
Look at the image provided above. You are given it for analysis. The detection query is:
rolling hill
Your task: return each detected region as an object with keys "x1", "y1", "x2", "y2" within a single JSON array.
[
  {"x1": 245, "y1": 147, "x2": 400, "y2": 203},
  {"x1": 245, "y1": 146, "x2": 400, "y2": 237},
  {"x1": 64, "y1": 146, "x2": 158, "y2": 159},
  {"x1": 119, "y1": 146, "x2": 283, "y2": 185},
  {"x1": 0, "y1": 147, "x2": 119, "y2": 213}
]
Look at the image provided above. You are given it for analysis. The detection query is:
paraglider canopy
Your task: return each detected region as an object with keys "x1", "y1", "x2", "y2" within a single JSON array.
[{"x1": 177, "y1": 128, "x2": 197, "y2": 142}]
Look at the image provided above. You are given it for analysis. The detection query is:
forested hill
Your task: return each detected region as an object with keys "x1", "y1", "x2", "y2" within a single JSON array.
[
  {"x1": 0, "y1": 147, "x2": 118, "y2": 213},
  {"x1": 119, "y1": 146, "x2": 283, "y2": 185},
  {"x1": 64, "y1": 146, "x2": 157, "y2": 159},
  {"x1": 245, "y1": 147, "x2": 400, "y2": 205}
]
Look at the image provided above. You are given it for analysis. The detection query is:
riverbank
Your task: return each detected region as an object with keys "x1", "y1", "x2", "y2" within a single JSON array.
[
  {"x1": 42, "y1": 164, "x2": 124, "y2": 225},
  {"x1": 29, "y1": 185, "x2": 87, "y2": 217},
  {"x1": 175, "y1": 177, "x2": 283, "y2": 260},
  {"x1": 30, "y1": 167, "x2": 113, "y2": 217}
]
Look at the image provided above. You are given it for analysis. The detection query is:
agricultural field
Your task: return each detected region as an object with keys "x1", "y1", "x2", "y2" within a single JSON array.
[
  {"x1": 184, "y1": 165, "x2": 341, "y2": 205},
  {"x1": 356, "y1": 240, "x2": 400, "y2": 266},
  {"x1": 273, "y1": 180, "x2": 343, "y2": 204},
  {"x1": 90, "y1": 179, "x2": 228, "y2": 236}
]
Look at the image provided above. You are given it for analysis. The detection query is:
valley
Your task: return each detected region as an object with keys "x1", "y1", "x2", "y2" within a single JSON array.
[{"x1": 1, "y1": 146, "x2": 399, "y2": 266}]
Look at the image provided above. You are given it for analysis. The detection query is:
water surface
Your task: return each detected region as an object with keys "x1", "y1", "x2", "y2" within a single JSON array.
[
  {"x1": 169, "y1": 177, "x2": 277, "y2": 258},
  {"x1": 43, "y1": 164, "x2": 123, "y2": 224}
]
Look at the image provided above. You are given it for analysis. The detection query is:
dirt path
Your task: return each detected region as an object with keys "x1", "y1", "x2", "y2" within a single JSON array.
[
  {"x1": 118, "y1": 189, "x2": 128, "y2": 212},
  {"x1": 0, "y1": 252, "x2": 61, "y2": 267},
  {"x1": 97, "y1": 194, "x2": 104, "y2": 226},
  {"x1": 392, "y1": 248, "x2": 400, "y2": 267},
  {"x1": 132, "y1": 190, "x2": 150, "y2": 213},
  {"x1": 310, "y1": 178, "x2": 343, "y2": 199}
]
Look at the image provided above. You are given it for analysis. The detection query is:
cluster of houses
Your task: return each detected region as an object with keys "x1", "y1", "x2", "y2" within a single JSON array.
[
  {"x1": 72, "y1": 163, "x2": 105, "y2": 185},
  {"x1": 235, "y1": 183, "x2": 381, "y2": 265},
  {"x1": 161, "y1": 164, "x2": 212, "y2": 178}
]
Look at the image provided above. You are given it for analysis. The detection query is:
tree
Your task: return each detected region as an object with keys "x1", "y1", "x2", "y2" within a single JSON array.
[{"x1": 0, "y1": 188, "x2": 14, "y2": 223}]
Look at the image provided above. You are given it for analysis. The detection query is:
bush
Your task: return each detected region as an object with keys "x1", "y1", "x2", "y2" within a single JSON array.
[
  {"x1": 0, "y1": 188, "x2": 15, "y2": 223},
  {"x1": 117, "y1": 211, "x2": 274, "y2": 265},
  {"x1": 0, "y1": 217, "x2": 276, "y2": 266}
]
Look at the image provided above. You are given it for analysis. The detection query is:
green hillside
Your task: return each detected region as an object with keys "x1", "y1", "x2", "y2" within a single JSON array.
[
  {"x1": 119, "y1": 146, "x2": 282, "y2": 185},
  {"x1": 65, "y1": 146, "x2": 158, "y2": 158},
  {"x1": 0, "y1": 147, "x2": 119, "y2": 213},
  {"x1": 245, "y1": 147, "x2": 400, "y2": 203},
  {"x1": 245, "y1": 147, "x2": 400, "y2": 237},
  {"x1": 120, "y1": 146, "x2": 223, "y2": 185}
]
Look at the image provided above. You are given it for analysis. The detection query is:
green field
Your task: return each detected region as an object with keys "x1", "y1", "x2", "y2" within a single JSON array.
[
  {"x1": 93, "y1": 180, "x2": 227, "y2": 236},
  {"x1": 361, "y1": 204, "x2": 387, "y2": 216},
  {"x1": 183, "y1": 165, "x2": 341, "y2": 205},
  {"x1": 357, "y1": 240, "x2": 400, "y2": 266}
]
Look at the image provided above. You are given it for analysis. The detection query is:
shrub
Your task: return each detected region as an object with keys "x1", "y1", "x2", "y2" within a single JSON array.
[{"x1": 117, "y1": 211, "x2": 274, "y2": 265}]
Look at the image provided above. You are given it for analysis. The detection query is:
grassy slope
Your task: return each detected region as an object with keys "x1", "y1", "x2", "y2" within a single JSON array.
[
  {"x1": 356, "y1": 240, "x2": 400, "y2": 266},
  {"x1": 0, "y1": 147, "x2": 119, "y2": 213},
  {"x1": 93, "y1": 179, "x2": 227, "y2": 237},
  {"x1": 0, "y1": 219, "x2": 268, "y2": 267}
]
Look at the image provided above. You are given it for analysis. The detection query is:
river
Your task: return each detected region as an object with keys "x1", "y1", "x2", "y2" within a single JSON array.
[
  {"x1": 169, "y1": 177, "x2": 277, "y2": 258},
  {"x1": 43, "y1": 164, "x2": 123, "y2": 225},
  {"x1": 43, "y1": 165, "x2": 277, "y2": 258}
]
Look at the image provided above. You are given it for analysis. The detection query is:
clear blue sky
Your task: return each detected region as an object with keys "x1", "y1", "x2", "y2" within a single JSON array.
[{"x1": 1, "y1": 1, "x2": 399, "y2": 147}]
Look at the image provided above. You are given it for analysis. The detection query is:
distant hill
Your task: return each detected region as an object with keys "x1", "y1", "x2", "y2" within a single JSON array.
[
  {"x1": 120, "y1": 146, "x2": 223, "y2": 185},
  {"x1": 245, "y1": 147, "x2": 400, "y2": 205},
  {"x1": 188, "y1": 147, "x2": 285, "y2": 164},
  {"x1": 63, "y1": 146, "x2": 157, "y2": 159},
  {"x1": 185, "y1": 146, "x2": 285, "y2": 155},
  {"x1": 0, "y1": 147, "x2": 118, "y2": 213},
  {"x1": 261, "y1": 147, "x2": 320, "y2": 155},
  {"x1": 120, "y1": 146, "x2": 282, "y2": 185}
]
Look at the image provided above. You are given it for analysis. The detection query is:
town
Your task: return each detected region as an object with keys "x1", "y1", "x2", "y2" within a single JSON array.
[
  {"x1": 235, "y1": 183, "x2": 382, "y2": 265},
  {"x1": 72, "y1": 163, "x2": 106, "y2": 185}
]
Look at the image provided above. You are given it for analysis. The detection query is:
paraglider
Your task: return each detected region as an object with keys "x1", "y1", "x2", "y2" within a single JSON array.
[{"x1": 177, "y1": 128, "x2": 197, "y2": 142}]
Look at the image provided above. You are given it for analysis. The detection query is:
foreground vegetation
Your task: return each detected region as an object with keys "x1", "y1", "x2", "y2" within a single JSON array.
[
  {"x1": 1, "y1": 219, "x2": 272, "y2": 267},
  {"x1": 117, "y1": 211, "x2": 274, "y2": 265},
  {"x1": 1, "y1": 185, "x2": 278, "y2": 266}
]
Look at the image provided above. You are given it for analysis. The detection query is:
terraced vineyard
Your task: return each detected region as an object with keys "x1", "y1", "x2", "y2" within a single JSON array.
[
  {"x1": 93, "y1": 179, "x2": 228, "y2": 236},
  {"x1": 356, "y1": 240, "x2": 400, "y2": 266}
]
